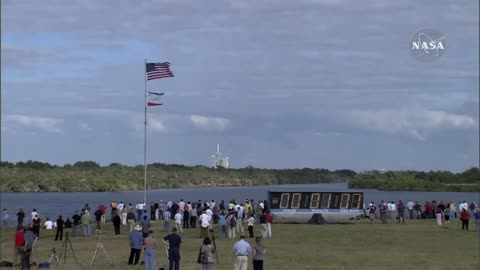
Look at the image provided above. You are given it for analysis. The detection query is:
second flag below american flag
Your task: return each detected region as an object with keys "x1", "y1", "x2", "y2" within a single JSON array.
[{"x1": 147, "y1": 92, "x2": 164, "y2": 106}]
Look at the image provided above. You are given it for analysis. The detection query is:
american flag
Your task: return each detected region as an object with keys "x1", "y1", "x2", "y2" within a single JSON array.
[{"x1": 146, "y1": 62, "x2": 174, "y2": 80}]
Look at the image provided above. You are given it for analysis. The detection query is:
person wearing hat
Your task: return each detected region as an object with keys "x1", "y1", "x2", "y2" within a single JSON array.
[
  {"x1": 128, "y1": 224, "x2": 144, "y2": 265},
  {"x1": 233, "y1": 234, "x2": 251, "y2": 270}
]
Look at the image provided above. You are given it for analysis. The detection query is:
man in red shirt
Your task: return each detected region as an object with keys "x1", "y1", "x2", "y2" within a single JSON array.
[{"x1": 13, "y1": 227, "x2": 25, "y2": 266}]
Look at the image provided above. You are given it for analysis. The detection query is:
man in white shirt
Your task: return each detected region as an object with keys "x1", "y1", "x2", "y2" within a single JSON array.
[
  {"x1": 135, "y1": 201, "x2": 144, "y2": 220},
  {"x1": 210, "y1": 200, "x2": 216, "y2": 210},
  {"x1": 199, "y1": 210, "x2": 211, "y2": 238},
  {"x1": 117, "y1": 202, "x2": 124, "y2": 212},
  {"x1": 44, "y1": 218, "x2": 54, "y2": 230},
  {"x1": 174, "y1": 211, "x2": 183, "y2": 233},
  {"x1": 178, "y1": 199, "x2": 185, "y2": 212},
  {"x1": 205, "y1": 207, "x2": 214, "y2": 229},
  {"x1": 390, "y1": 201, "x2": 396, "y2": 220},
  {"x1": 31, "y1": 209, "x2": 38, "y2": 223},
  {"x1": 407, "y1": 200, "x2": 415, "y2": 219}
]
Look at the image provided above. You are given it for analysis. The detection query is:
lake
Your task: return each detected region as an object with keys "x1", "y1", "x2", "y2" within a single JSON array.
[{"x1": 1, "y1": 183, "x2": 478, "y2": 225}]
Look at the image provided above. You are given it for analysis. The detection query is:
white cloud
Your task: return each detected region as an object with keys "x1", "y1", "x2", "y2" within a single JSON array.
[
  {"x1": 346, "y1": 109, "x2": 476, "y2": 140},
  {"x1": 5, "y1": 114, "x2": 63, "y2": 133},
  {"x1": 78, "y1": 122, "x2": 93, "y2": 131},
  {"x1": 149, "y1": 118, "x2": 167, "y2": 133},
  {"x1": 190, "y1": 115, "x2": 229, "y2": 131},
  {"x1": 131, "y1": 115, "x2": 167, "y2": 134}
]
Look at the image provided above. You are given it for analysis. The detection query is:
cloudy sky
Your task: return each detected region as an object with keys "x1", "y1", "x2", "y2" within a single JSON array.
[{"x1": 1, "y1": 0, "x2": 478, "y2": 172}]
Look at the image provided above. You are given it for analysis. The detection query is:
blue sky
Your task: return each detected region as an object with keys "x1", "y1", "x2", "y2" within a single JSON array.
[{"x1": 1, "y1": 0, "x2": 478, "y2": 172}]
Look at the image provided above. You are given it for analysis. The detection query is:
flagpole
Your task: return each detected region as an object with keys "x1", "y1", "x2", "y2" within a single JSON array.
[{"x1": 144, "y1": 59, "x2": 148, "y2": 205}]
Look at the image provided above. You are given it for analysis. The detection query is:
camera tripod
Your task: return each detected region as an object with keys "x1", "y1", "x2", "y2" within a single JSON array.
[
  {"x1": 48, "y1": 248, "x2": 59, "y2": 264},
  {"x1": 209, "y1": 229, "x2": 220, "y2": 263},
  {"x1": 58, "y1": 232, "x2": 78, "y2": 264},
  {"x1": 90, "y1": 231, "x2": 113, "y2": 265}
]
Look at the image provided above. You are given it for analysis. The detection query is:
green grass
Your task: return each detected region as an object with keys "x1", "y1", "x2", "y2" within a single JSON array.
[{"x1": 1, "y1": 219, "x2": 479, "y2": 270}]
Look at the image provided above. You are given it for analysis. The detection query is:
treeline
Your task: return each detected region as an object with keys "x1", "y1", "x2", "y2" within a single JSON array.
[
  {"x1": 0, "y1": 161, "x2": 354, "y2": 192},
  {"x1": 348, "y1": 168, "x2": 480, "y2": 192},
  {"x1": 0, "y1": 161, "x2": 478, "y2": 192}
]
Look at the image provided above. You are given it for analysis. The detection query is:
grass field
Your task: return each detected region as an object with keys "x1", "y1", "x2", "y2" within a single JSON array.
[{"x1": 1, "y1": 218, "x2": 479, "y2": 270}]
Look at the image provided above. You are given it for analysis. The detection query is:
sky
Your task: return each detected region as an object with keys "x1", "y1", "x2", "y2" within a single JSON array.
[{"x1": 1, "y1": 0, "x2": 479, "y2": 172}]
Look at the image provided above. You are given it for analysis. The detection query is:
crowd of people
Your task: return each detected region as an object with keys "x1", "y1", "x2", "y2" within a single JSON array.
[
  {"x1": 3, "y1": 198, "x2": 273, "y2": 270},
  {"x1": 3, "y1": 197, "x2": 479, "y2": 270},
  {"x1": 366, "y1": 200, "x2": 480, "y2": 231}
]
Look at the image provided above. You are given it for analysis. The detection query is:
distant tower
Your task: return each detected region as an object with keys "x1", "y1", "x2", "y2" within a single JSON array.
[{"x1": 211, "y1": 144, "x2": 229, "y2": 169}]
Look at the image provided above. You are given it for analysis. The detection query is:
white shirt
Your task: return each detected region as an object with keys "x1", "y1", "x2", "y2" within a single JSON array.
[
  {"x1": 117, "y1": 203, "x2": 124, "y2": 211},
  {"x1": 247, "y1": 217, "x2": 254, "y2": 226},
  {"x1": 391, "y1": 203, "x2": 396, "y2": 211},
  {"x1": 206, "y1": 209, "x2": 213, "y2": 218},
  {"x1": 259, "y1": 202, "x2": 264, "y2": 209},
  {"x1": 210, "y1": 202, "x2": 216, "y2": 209},
  {"x1": 136, "y1": 203, "x2": 144, "y2": 210},
  {"x1": 174, "y1": 213, "x2": 183, "y2": 224},
  {"x1": 44, "y1": 221, "x2": 54, "y2": 230},
  {"x1": 407, "y1": 201, "x2": 414, "y2": 210},
  {"x1": 236, "y1": 206, "x2": 244, "y2": 219},
  {"x1": 31, "y1": 211, "x2": 38, "y2": 220},
  {"x1": 178, "y1": 202, "x2": 185, "y2": 211},
  {"x1": 200, "y1": 213, "x2": 211, "y2": 228}
]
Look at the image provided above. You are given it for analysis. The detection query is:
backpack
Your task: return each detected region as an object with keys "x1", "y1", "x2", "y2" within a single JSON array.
[{"x1": 229, "y1": 216, "x2": 237, "y2": 227}]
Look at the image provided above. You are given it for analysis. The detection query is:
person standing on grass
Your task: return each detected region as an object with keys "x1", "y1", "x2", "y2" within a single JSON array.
[
  {"x1": 380, "y1": 201, "x2": 388, "y2": 224},
  {"x1": 474, "y1": 209, "x2": 480, "y2": 233},
  {"x1": 449, "y1": 202, "x2": 456, "y2": 223},
  {"x1": 219, "y1": 211, "x2": 227, "y2": 237},
  {"x1": 13, "y1": 226, "x2": 25, "y2": 267},
  {"x1": 397, "y1": 201, "x2": 406, "y2": 224},
  {"x1": 190, "y1": 205, "x2": 198, "y2": 229},
  {"x1": 252, "y1": 236, "x2": 265, "y2": 270},
  {"x1": 2, "y1": 208, "x2": 9, "y2": 231},
  {"x1": 199, "y1": 210, "x2": 211, "y2": 239},
  {"x1": 141, "y1": 215, "x2": 151, "y2": 238},
  {"x1": 460, "y1": 208, "x2": 470, "y2": 231},
  {"x1": 368, "y1": 202, "x2": 376, "y2": 224},
  {"x1": 55, "y1": 215, "x2": 64, "y2": 241},
  {"x1": 233, "y1": 234, "x2": 251, "y2": 270},
  {"x1": 112, "y1": 213, "x2": 121, "y2": 235},
  {"x1": 163, "y1": 210, "x2": 171, "y2": 233},
  {"x1": 127, "y1": 208, "x2": 136, "y2": 232},
  {"x1": 174, "y1": 210, "x2": 183, "y2": 234},
  {"x1": 163, "y1": 228, "x2": 182, "y2": 270},
  {"x1": 94, "y1": 207, "x2": 102, "y2": 231},
  {"x1": 444, "y1": 204, "x2": 451, "y2": 224},
  {"x1": 71, "y1": 211, "x2": 81, "y2": 237},
  {"x1": 247, "y1": 214, "x2": 255, "y2": 238},
  {"x1": 183, "y1": 202, "x2": 190, "y2": 229},
  {"x1": 17, "y1": 208, "x2": 25, "y2": 230},
  {"x1": 81, "y1": 210, "x2": 93, "y2": 237},
  {"x1": 128, "y1": 225, "x2": 143, "y2": 266},
  {"x1": 265, "y1": 211, "x2": 273, "y2": 238},
  {"x1": 143, "y1": 230, "x2": 157, "y2": 270},
  {"x1": 32, "y1": 215, "x2": 41, "y2": 237},
  {"x1": 22, "y1": 226, "x2": 38, "y2": 270},
  {"x1": 227, "y1": 211, "x2": 237, "y2": 239},
  {"x1": 200, "y1": 237, "x2": 216, "y2": 270},
  {"x1": 259, "y1": 212, "x2": 268, "y2": 238}
]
